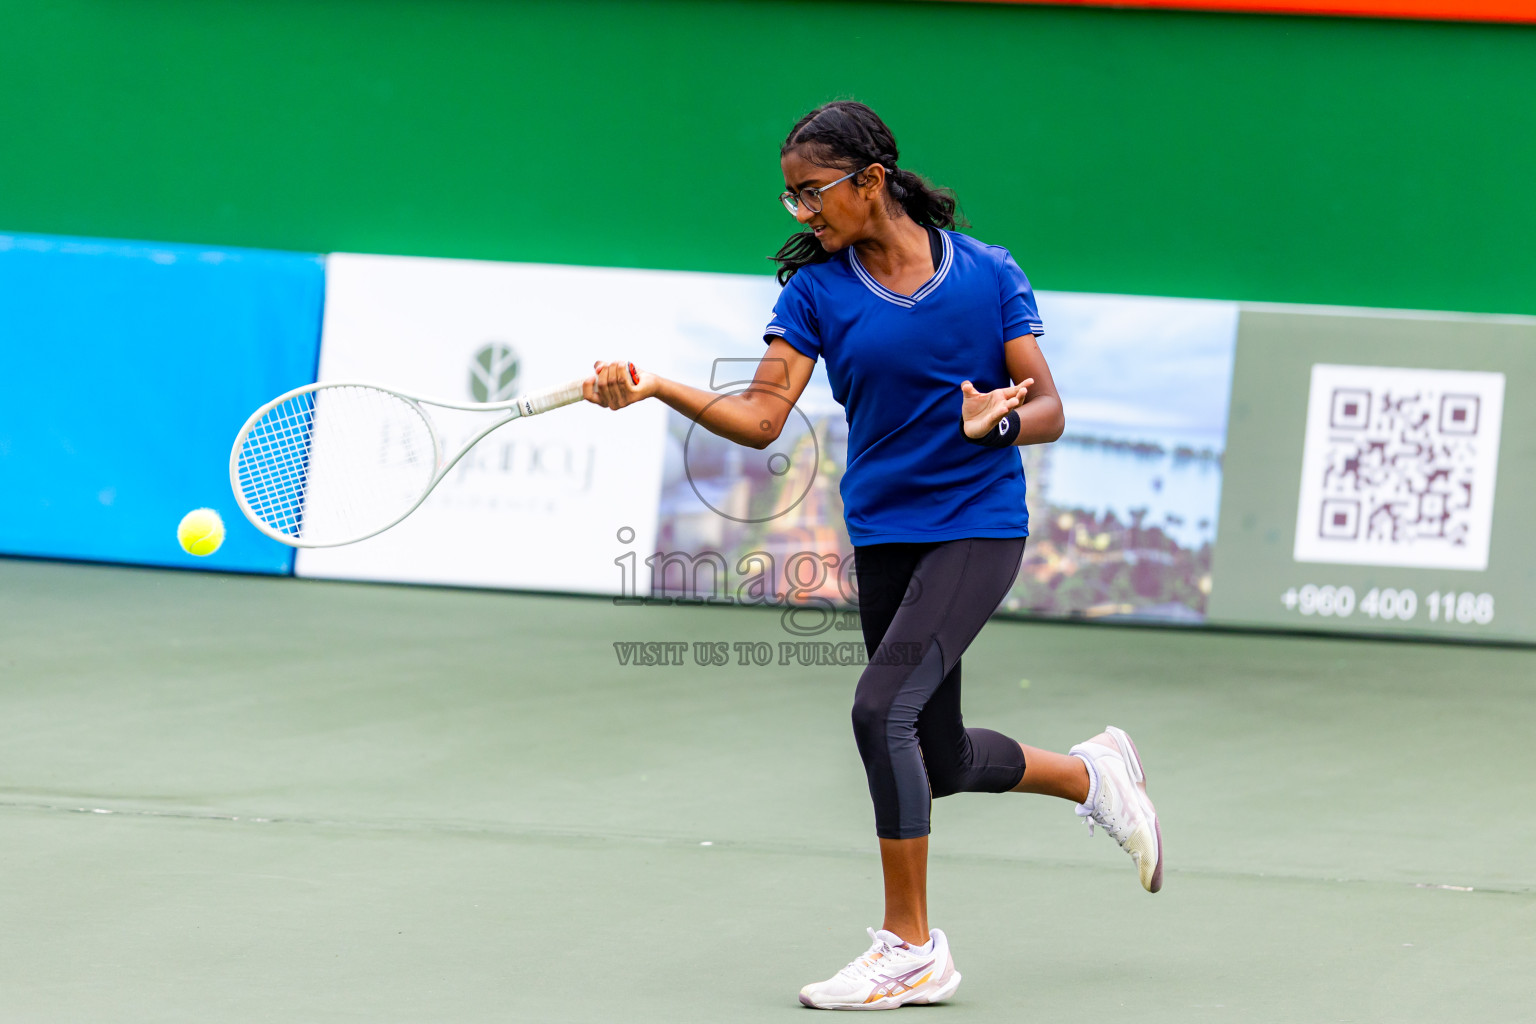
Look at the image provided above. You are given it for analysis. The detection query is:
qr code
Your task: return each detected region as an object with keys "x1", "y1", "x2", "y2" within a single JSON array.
[{"x1": 1293, "y1": 364, "x2": 1506, "y2": 571}]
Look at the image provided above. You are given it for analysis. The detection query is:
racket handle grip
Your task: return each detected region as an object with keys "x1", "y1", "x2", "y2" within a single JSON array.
[
  {"x1": 518, "y1": 380, "x2": 585, "y2": 416},
  {"x1": 518, "y1": 362, "x2": 641, "y2": 416}
]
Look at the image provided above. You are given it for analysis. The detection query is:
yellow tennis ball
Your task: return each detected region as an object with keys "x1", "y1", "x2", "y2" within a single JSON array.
[{"x1": 177, "y1": 508, "x2": 225, "y2": 556}]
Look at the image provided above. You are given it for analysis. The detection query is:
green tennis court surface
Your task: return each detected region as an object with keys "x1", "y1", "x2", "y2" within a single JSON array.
[{"x1": 2, "y1": 559, "x2": 1532, "y2": 1021}]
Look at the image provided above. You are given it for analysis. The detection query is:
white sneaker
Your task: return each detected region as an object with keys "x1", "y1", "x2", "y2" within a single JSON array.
[
  {"x1": 1069, "y1": 725, "x2": 1164, "y2": 893},
  {"x1": 798, "y1": 927, "x2": 961, "y2": 1010}
]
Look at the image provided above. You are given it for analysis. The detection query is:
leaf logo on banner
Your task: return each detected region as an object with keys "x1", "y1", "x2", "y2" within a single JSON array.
[{"x1": 469, "y1": 343, "x2": 520, "y2": 402}]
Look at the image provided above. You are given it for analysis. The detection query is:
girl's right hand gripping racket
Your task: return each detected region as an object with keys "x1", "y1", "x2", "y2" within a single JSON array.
[{"x1": 230, "y1": 363, "x2": 637, "y2": 548}]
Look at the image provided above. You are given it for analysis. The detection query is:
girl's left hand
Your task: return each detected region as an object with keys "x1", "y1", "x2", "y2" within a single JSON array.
[{"x1": 960, "y1": 378, "x2": 1033, "y2": 438}]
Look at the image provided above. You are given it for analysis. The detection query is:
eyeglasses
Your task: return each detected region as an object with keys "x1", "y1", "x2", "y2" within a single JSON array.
[{"x1": 779, "y1": 167, "x2": 865, "y2": 216}]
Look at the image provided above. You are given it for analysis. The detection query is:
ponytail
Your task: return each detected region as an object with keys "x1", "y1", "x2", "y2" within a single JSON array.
[
  {"x1": 886, "y1": 167, "x2": 958, "y2": 233},
  {"x1": 772, "y1": 101, "x2": 963, "y2": 285}
]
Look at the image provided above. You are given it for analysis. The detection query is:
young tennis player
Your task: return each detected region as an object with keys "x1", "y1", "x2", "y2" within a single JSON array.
[{"x1": 586, "y1": 100, "x2": 1161, "y2": 1010}]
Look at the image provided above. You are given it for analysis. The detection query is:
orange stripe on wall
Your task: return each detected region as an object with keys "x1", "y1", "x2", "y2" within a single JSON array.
[{"x1": 944, "y1": 0, "x2": 1536, "y2": 23}]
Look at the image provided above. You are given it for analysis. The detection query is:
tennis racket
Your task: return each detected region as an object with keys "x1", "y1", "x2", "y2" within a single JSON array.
[{"x1": 229, "y1": 363, "x2": 637, "y2": 548}]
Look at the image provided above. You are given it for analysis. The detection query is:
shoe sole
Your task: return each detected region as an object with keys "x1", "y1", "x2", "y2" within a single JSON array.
[
  {"x1": 1106, "y1": 725, "x2": 1163, "y2": 894},
  {"x1": 797, "y1": 967, "x2": 962, "y2": 1010}
]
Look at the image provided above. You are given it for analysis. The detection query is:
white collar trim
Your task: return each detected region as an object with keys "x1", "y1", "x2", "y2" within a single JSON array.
[{"x1": 848, "y1": 229, "x2": 953, "y2": 308}]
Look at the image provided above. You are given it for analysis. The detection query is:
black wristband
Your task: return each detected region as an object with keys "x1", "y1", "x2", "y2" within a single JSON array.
[{"x1": 962, "y1": 410, "x2": 1020, "y2": 448}]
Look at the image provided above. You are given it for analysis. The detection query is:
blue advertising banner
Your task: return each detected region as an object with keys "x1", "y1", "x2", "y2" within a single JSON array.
[{"x1": 0, "y1": 232, "x2": 324, "y2": 573}]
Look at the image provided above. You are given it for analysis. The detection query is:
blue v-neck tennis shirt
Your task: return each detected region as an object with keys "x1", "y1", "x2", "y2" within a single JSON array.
[{"x1": 764, "y1": 229, "x2": 1045, "y2": 546}]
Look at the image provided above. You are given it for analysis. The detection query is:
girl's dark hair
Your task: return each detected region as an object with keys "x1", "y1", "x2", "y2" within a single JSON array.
[{"x1": 772, "y1": 100, "x2": 962, "y2": 285}]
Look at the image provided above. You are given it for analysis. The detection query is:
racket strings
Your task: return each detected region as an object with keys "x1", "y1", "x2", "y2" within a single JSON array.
[
  {"x1": 235, "y1": 386, "x2": 437, "y2": 545},
  {"x1": 237, "y1": 393, "x2": 320, "y2": 535}
]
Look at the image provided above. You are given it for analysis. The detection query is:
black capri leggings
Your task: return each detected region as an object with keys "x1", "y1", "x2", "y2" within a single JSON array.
[{"x1": 852, "y1": 536, "x2": 1028, "y2": 840}]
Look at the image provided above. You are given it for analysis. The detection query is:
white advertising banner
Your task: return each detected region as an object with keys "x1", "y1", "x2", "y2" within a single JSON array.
[
  {"x1": 295, "y1": 253, "x2": 802, "y2": 593},
  {"x1": 294, "y1": 252, "x2": 1242, "y2": 619}
]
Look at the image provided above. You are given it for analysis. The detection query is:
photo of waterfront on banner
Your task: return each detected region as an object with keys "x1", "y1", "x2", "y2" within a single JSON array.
[
  {"x1": 650, "y1": 284, "x2": 1238, "y2": 624},
  {"x1": 1006, "y1": 292, "x2": 1237, "y2": 622}
]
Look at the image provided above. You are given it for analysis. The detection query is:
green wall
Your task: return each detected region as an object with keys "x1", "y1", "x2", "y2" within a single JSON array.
[{"x1": 2, "y1": 0, "x2": 1533, "y2": 314}]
